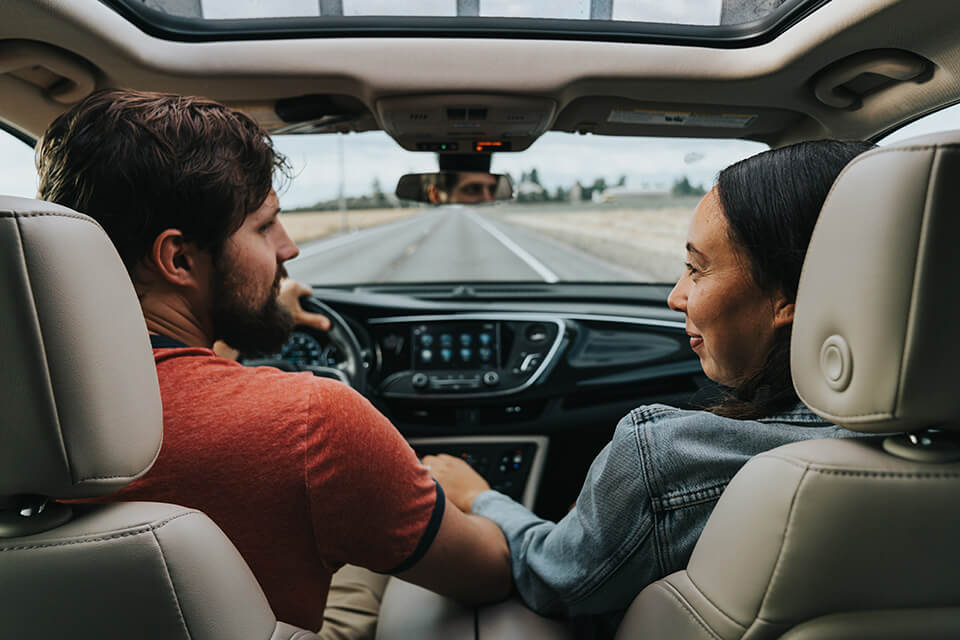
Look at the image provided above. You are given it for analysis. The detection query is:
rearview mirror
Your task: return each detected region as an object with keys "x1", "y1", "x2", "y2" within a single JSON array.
[{"x1": 395, "y1": 172, "x2": 514, "y2": 205}]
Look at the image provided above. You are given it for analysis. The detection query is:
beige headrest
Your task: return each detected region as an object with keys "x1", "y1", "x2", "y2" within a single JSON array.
[
  {"x1": 792, "y1": 131, "x2": 960, "y2": 433},
  {"x1": 0, "y1": 196, "x2": 162, "y2": 499}
]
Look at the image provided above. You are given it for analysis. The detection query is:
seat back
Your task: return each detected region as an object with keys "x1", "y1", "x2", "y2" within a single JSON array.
[
  {"x1": 616, "y1": 132, "x2": 960, "y2": 639},
  {"x1": 0, "y1": 197, "x2": 315, "y2": 639}
]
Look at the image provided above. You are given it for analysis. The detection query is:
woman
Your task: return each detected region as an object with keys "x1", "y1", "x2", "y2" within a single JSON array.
[{"x1": 424, "y1": 140, "x2": 875, "y2": 630}]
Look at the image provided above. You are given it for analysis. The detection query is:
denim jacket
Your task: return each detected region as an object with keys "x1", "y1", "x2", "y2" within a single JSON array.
[{"x1": 472, "y1": 402, "x2": 864, "y2": 620}]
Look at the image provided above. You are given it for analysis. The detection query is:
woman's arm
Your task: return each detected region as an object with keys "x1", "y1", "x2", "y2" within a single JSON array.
[{"x1": 428, "y1": 415, "x2": 663, "y2": 616}]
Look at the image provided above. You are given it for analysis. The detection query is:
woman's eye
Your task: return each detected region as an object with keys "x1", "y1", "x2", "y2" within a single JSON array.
[{"x1": 258, "y1": 221, "x2": 274, "y2": 233}]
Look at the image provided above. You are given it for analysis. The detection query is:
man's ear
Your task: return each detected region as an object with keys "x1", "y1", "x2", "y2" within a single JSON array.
[
  {"x1": 772, "y1": 294, "x2": 795, "y2": 330},
  {"x1": 149, "y1": 229, "x2": 204, "y2": 288}
]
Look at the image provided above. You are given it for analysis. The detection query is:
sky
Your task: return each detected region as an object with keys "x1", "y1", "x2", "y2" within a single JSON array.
[
  {"x1": 6, "y1": 99, "x2": 960, "y2": 206},
  {"x1": 197, "y1": 0, "x2": 724, "y2": 24},
  {"x1": 272, "y1": 131, "x2": 765, "y2": 208}
]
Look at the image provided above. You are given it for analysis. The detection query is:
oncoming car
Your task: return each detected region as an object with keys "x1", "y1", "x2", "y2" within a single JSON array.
[{"x1": 2, "y1": 0, "x2": 960, "y2": 638}]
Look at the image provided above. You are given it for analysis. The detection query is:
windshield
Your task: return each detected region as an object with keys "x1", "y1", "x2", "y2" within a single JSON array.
[{"x1": 276, "y1": 131, "x2": 766, "y2": 286}]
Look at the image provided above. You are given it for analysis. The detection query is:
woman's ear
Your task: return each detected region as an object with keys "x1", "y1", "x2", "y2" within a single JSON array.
[{"x1": 772, "y1": 294, "x2": 795, "y2": 329}]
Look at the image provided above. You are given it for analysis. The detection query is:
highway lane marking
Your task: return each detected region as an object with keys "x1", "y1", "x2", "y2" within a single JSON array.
[
  {"x1": 289, "y1": 212, "x2": 438, "y2": 261},
  {"x1": 463, "y1": 210, "x2": 560, "y2": 283}
]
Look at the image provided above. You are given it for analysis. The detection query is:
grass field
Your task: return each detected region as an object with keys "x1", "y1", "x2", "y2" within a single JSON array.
[
  {"x1": 490, "y1": 201, "x2": 695, "y2": 282},
  {"x1": 279, "y1": 208, "x2": 425, "y2": 244}
]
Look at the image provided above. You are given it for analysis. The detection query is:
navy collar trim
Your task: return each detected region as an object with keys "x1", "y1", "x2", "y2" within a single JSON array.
[{"x1": 149, "y1": 334, "x2": 191, "y2": 349}]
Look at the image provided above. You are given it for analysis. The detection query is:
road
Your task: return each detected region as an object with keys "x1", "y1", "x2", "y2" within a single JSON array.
[{"x1": 286, "y1": 207, "x2": 656, "y2": 285}]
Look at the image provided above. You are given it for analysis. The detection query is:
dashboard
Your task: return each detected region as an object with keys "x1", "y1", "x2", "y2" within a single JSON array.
[{"x1": 243, "y1": 287, "x2": 713, "y2": 520}]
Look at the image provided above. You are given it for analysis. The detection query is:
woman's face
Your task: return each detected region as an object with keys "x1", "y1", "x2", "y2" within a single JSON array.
[{"x1": 667, "y1": 188, "x2": 794, "y2": 387}]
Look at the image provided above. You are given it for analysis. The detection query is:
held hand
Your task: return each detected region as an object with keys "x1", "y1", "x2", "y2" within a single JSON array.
[
  {"x1": 278, "y1": 279, "x2": 331, "y2": 331},
  {"x1": 422, "y1": 454, "x2": 491, "y2": 514}
]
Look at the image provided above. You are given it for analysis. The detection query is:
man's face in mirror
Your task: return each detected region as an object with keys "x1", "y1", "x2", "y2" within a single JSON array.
[{"x1": 450, "y1": 172, "x2": 499, "y2": 203}]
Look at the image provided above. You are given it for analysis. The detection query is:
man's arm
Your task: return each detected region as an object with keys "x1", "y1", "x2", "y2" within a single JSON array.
[
  {"x1": 394, "y1": 497, "x2": 512, "y2": 604},
  {"x1": 304, "y1": 382, "x2": 511, "y2": 605}
]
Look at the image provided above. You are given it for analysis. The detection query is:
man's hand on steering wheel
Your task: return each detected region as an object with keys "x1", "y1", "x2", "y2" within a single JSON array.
[{"x1": 278, "y1": 279, "x2": 331, "y2": 331}]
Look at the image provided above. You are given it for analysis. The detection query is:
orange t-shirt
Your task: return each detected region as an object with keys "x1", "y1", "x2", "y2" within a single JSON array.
[{"x1": 101, "y1": 344, "x2": 442, "y2": 631}]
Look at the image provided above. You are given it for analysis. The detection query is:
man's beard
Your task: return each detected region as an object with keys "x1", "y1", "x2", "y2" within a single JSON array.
[{"x1": 210, "y1": 258, "x2": 294, "y2": 355}]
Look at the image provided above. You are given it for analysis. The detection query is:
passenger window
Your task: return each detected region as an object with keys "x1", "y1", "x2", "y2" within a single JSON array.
[
  {"x1": 878, "y1": 102, "x2": 960, "y2": 146},
  {"x1": 0, "y1": 124, "x2": 38, "y2": 198}
]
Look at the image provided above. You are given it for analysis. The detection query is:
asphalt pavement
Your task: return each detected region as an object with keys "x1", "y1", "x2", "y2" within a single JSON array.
[{"x1": 285, "y1": 206, "x2": 654, "y2": 285}]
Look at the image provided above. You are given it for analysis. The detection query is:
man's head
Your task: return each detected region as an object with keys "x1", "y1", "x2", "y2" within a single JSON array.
[
  {"x1": 427, "y1": 171, "x2": 501, "y2": 204},
  {"x1": 37, "y1": 88, "x2": 298, "y2": 353}
]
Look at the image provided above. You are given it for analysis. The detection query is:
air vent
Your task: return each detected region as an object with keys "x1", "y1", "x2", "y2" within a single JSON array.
[
  {"x1": 468, "y1": 108, "x2": 488, "y2": 120},
  {"x1": 408, "y1": 112, "x2": 429, "y2": 120}
]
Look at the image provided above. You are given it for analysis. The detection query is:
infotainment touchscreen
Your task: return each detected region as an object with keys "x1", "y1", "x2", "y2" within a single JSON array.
[{"x1": 411, "y1": 322, "x2": 499, "y2": 369}]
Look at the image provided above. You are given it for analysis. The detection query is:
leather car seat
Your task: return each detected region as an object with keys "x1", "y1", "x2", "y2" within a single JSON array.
[
  {"x1": 0, "y1": 196, "x2": 317, "y2": 639},
  {"x1": 615, "y1": 131, "x2": 960, "y2": 639}
]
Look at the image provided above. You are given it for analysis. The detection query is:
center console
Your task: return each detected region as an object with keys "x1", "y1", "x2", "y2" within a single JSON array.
[
  {"x1": 408, "y1": 435, "x2": 548, "y2": 509},
  {"x1": 370, "y1": 314, "x2": 566, "y2": 399}
]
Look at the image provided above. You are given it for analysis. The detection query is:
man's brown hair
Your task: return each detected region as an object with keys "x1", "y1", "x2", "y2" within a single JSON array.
[{"x1": 37, "y1": 88, "x2": 288, "y2": 274}]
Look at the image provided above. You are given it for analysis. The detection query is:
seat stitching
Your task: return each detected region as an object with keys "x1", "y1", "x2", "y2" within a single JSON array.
[
  {"x1": 9, "y1": 214, "x2": 73, "y2": 483},
  {"x1": 0, "y1": 210, "x2": 99, "y2": 224},
  {"x1": 0, "y1": 511, "x2": 197, "y2": 552},
  {"x1": 807, "y1": 469, "x2": 960, "y2": 479},
  {"x1": 75, "y1": 473, "x2": 145, "y2": 481},
  {"x1": 657, "y1": 580, "x2": 725, "y2": 640},
  {"x1": 755, "y1": 465, "x2": 810, "y2": 616},
  {"x1": 759, "y1": 453, "x2": 960, "y2": 478},
  {"x1": 681, "y1": 573, "x2": 748, "y2": 632},
  {"x1": 755, "y1": 453, "x2": 810, "y2": 470},
  {"x1": 150, "y1": 527, "x2": 194, "y2": 639}
]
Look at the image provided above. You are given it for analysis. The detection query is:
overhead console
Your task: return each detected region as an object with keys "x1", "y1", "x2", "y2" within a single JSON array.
[
  {"x1": 375, "y1": 94, "x2": 556, "y2": 153},
  {"x1": 370, "y1": 314, "x2": 565, "y2": 398}
]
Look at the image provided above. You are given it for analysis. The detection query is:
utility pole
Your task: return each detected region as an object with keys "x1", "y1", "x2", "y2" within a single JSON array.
[{"x1": 338, "y1": 134, "x2": 347, "y2": 231}]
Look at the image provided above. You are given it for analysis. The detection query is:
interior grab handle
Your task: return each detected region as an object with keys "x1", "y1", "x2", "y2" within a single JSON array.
[
  {"x1": 0, "y1": 41, "x2": 97, "y2": 104},
  {"x1": 813, "y1": 49, "x2": 930, "y2": 110}
]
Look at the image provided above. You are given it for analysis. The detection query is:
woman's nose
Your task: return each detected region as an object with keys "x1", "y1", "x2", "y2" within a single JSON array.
[{"x1": 667, "y1": 278, "x2": 687, "y2": 313}]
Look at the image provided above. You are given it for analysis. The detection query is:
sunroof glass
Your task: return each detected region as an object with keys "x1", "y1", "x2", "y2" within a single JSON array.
[{"x1": 133, "y1": 0, "x2": 793, "y2": 26}]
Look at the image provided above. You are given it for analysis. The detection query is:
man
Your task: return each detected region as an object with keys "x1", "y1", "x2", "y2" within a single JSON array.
[
  {"x1": 36, "y1": 89, "x2": 511, "y2": 635},
  {"x1": 427, "y1": 171, "x2": 503, "y2": 204}
]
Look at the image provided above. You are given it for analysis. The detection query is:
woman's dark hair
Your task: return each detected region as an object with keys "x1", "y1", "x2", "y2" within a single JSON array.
[
  {"x1": 710, "y1": 139, "x2": 875, "y2": 419},
  {"x1": 37, "y1": 88, "x2": 289, "y2": 276}
]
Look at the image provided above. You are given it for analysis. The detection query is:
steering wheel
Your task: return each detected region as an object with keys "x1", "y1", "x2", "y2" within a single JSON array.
[
  {"x1": 299, "y1": 297, "x2": 368, "y2": 392},
  {"x1": 240, "y1": 298, "x2": 368, "y2": 392}
]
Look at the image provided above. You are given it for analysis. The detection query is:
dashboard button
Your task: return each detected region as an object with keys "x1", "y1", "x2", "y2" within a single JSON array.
[
  {"x1": 526, "y1": 323, "x2": 549, "y2": 343},
  {"x1": 411, "y1": 373, "x2": 429, "y2": 389},
  {"x1": 519, "y1": 353, "x2": 542, "y2": 373},
  {"x1": 482, "y1": 371, "x2": 500, "y2": 387}
]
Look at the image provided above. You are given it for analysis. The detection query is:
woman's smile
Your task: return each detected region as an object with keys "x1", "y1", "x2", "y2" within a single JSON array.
[{"x1": 687, "y1": 332, "x2": 704, "y2": 350}]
